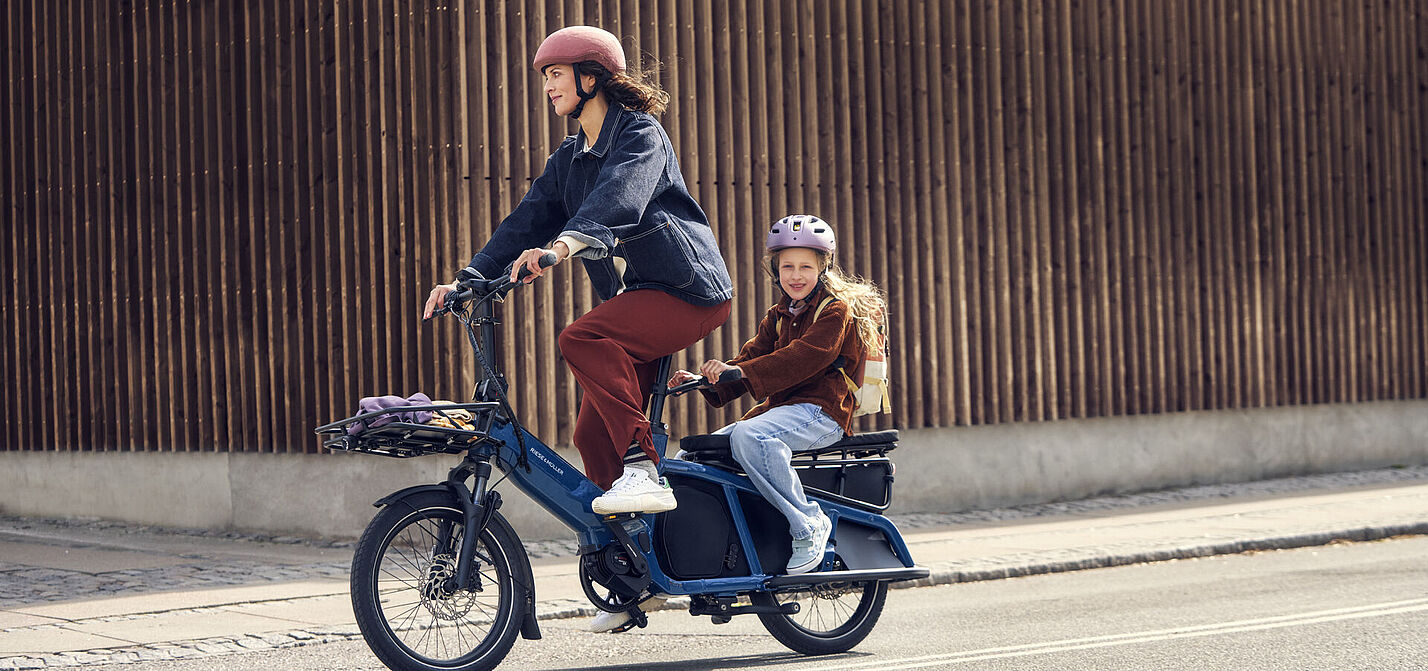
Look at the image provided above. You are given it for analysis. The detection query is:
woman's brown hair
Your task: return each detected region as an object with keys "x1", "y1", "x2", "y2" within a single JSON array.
[{"x1": 577, "y1": 61, "x2": 670, "y2": 115}]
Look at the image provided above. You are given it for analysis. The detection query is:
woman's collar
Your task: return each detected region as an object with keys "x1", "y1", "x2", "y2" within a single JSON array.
[{"x1": 578, "y1": 101, "x2": 624, "y2": 158}]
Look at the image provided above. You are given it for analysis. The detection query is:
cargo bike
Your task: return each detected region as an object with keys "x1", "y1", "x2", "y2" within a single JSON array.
[{"x1": 315, "y1": 260, "x2": 928, "y2": 670}]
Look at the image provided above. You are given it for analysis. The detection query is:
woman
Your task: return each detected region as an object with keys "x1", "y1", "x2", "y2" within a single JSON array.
[{"x1": 423, "y1": 26, "x2": 733, "y2": 515}]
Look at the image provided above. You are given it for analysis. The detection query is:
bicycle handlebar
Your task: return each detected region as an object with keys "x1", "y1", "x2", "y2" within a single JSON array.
[
  {"x1": 436, "y1": 252, "x2": 559, "y2": 316},
  {"x1": 665, "y1": 367, "x2": 743, "y2": 398}
]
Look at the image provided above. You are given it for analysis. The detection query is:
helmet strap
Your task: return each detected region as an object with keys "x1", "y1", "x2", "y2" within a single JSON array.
[{"x1": 570, "y1": 66, "x2": 611, "y2": 119}]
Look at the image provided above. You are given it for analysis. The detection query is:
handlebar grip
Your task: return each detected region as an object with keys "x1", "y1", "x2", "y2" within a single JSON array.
[
  {"x1": 514, "y1": 251, "x2": 560, "y2": 282},
  {"x1": 444, "y1": 287, "x2": 473, "y2": 308},
  {"x1": 718, "y1": 368, "x2": 744, "y2": 385}
]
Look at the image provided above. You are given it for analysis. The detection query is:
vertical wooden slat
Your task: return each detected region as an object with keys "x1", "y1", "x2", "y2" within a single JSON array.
[
  {"x1": 227, "y1": 0, "x2": 249, "y2": 448},
  {"x1": 1402, "y1": 1, "x2": 1425, "y2": 399},
  {"x1": 176, "y1": 0, "x2": 200, "y2": 450},
  {"x1": 1046, "y1": 0, "x2": 1077, "y2": 419},
  {"x1": 3, "y1": 2, "x2": 19, "y2": 448},
  {"x1": 291, "y1": 0, "x2": 319, "y2": 452},
  {"x1": 48, "y1": 0, "x2": 72, "y2": 450}
]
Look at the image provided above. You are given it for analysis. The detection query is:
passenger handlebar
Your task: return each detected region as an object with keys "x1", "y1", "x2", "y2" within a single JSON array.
[{"x1": 665, "y1": 367, "x2": 743, "y2": 398}]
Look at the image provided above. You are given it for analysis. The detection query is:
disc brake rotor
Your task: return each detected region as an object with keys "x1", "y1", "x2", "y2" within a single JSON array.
[{"x1": 419, "y1": 553, "x2": 478, "y2": 621}]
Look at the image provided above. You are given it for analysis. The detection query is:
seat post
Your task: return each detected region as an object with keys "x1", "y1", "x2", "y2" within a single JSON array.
[{"x1": 645, "y1": 355, "x2": 675, "y2": 435}]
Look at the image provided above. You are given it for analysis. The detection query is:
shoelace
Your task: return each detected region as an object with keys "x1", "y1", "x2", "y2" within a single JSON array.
[{"x1": 607, "y1": 469, "x2": 654, "y2": 494}]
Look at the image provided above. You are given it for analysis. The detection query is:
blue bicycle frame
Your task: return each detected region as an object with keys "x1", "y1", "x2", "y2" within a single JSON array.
[{"x1": 321, "y1": 269, "x2": 924, "y2": 605}]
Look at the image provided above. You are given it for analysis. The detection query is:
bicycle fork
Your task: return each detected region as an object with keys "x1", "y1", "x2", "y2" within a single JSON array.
[{"x1": 436, "y1": 454, "x2": 500, "y2": 594}]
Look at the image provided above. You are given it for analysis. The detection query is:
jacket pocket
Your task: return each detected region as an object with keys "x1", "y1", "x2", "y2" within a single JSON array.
[{"x1": 620, "y1": 218, "x2": 696, "y2": 289}]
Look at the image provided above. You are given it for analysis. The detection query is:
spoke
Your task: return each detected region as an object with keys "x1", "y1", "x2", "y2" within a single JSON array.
[
  {"x1": 378, "y1": 567, "x2": 422, "y2": 588},
  {"x1": 392, "y1": 600, "x2": 427, "y2": 639},
  {"x1": 387, "y1": 529, "x2": 427, "y2": 580},
  {"x1": 377, "y1": 582, "x2": 420, "y2": 597},
  {"x1": 387, "y1": 594, "x2": 425, "y2": 623},
  {"x1": 434, "y1": 608, "x2": 448, "y2": 659},
  {"x1": 413, "y1": 608, "x2": 437, "y2": 654}
]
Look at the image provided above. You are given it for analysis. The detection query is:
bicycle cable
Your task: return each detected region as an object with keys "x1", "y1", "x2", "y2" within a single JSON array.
[{"x1": 456, "y1": 293, "x2": 531, "y2": 473}]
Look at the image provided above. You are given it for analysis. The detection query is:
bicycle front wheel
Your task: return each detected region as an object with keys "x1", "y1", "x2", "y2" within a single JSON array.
[{"x1": 350, "y1": 490, "x2": 525, "y2": 671}]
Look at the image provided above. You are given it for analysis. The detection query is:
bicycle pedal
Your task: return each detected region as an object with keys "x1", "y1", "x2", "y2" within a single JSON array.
[{"x1": 611, "y1": 608, "x2": 649, "y2": 633}]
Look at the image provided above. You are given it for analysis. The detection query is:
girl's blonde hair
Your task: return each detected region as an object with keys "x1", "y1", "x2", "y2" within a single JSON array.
[{"x1": 768, "y1": 249, "x2": 886, "y2": 350}]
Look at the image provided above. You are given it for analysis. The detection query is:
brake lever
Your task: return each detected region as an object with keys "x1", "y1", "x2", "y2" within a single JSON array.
[{"x1": 427, "y1": 252, "x2": 558, "y2": 322}]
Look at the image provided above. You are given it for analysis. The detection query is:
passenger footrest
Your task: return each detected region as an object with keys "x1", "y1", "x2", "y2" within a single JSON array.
[{"x1": 688, "y1": 595, "x2": 798, "y2": 618}]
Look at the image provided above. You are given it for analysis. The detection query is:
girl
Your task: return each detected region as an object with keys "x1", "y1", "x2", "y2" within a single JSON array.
[
  {"x1": 423, "y1": 26, "x2": 734, "y2": 514},
  {"x1": 671, "y1": 214, "x2": 887, "y2": 575}
]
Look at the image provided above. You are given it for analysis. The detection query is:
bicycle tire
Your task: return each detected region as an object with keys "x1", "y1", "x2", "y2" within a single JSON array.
[
  {"x1": 350, "y1": 490, "x2": 525, "y2": 671},
  {"x1": 752, "y1": 577, "x2": 888, "y2": 655}
]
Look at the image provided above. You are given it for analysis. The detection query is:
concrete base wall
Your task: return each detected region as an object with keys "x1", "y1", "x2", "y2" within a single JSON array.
[{"x1": 3, "y1": 400, "x2": 1424, "y2": 540}]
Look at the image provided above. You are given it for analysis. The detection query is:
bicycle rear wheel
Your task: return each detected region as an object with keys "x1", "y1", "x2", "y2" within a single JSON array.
[
  {"x1": 350, "y1": 490, "x2": 525, "y2": 671},
  {"x1": 752, "y1": 575, "x2": 888, "y2": 655}
]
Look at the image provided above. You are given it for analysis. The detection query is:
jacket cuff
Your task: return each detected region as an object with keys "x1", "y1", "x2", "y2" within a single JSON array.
[
  {"x1": 740, "y1": 361, "x2": 773, "y2": 400},
  {"x1": 699, "y1": 379, "x2": 747, "y2": 408},
  {"x1": 556, "y1": 231, "x2": 607, "y2": 260},
  {"x1": 466, "y1": 252, "x2": 503, "y2": 280},
  {"x1": 559, "y1": 217, "x2": 614, "y2": 259}
]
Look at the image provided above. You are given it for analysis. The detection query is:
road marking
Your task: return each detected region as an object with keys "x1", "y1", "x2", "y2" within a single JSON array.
[{"x1": 819, "y1": 597, "x2": 1428, "y2": 669}]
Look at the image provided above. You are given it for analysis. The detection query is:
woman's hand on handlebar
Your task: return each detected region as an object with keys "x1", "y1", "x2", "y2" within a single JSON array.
[
  {"x1": 423, "y1": 283, "x2": 458, "y2": 320},
  {"x1": 511, "y1": 242, "x2": 568, "y2": 284}
]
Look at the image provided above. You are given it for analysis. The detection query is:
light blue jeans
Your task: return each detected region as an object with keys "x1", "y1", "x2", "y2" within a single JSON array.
[{"x1": 715, "y1": 403, "x2": 844, "y2": 540}]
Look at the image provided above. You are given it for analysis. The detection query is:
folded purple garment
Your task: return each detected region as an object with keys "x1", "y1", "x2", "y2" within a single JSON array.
[{"x1": 347, "y1": 392, "x2": 434, "y2": 435}]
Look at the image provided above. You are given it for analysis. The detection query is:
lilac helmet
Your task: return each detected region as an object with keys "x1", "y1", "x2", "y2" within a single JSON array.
[{"x1": 765, "y1": 215, "x2": 836, "y2": 254}]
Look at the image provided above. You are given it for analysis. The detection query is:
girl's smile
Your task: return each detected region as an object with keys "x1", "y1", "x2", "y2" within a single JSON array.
[{"x1": 777, "y1": 247, "x2": 823, "y2": 301}]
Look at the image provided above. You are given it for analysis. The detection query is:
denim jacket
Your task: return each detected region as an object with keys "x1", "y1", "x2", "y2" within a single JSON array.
[{"x1": 466, "y1": 104, "x2": 734, "y2": 306}]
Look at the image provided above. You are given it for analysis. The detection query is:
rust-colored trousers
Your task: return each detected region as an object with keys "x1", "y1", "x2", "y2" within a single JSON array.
[{"x1": 558, "y1": 290, "x2": 731, "y2": 490}]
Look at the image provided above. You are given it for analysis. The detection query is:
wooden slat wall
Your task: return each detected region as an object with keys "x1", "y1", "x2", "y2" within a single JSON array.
[{"x1": 2, "y1": 0, "x2": 1425, "y2": 454}]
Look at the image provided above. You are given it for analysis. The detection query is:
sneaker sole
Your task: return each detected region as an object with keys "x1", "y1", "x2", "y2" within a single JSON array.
[
  {"x1": 785, "y1": 555, "x2": 823, "y2": 575},
  {"x1": 591, "y1": 492, "x2": 678, "y2": 515},
  {"x1": 589, "y1": 611, "x2": 633, "y2": 633}
]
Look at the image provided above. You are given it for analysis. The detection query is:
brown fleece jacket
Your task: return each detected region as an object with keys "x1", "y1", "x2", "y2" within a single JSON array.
[{"x1": 700, "y1": 284, "x2": 866, "y2": 434}]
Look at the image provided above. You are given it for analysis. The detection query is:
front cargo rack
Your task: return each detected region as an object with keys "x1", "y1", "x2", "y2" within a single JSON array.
[{"x1": 314, "y1": 402, "x2": 501, "y2": 458}]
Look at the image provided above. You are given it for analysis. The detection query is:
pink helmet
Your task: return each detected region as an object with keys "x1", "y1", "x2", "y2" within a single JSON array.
[
  {"x1": 532, "y1": 26, "x2": 626, "y2": 74},
  {"x1": 766, "y1": 215, "x2": 836, "y2": 254}
]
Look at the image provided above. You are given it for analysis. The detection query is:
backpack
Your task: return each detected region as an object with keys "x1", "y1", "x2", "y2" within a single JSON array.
[{"x1": 780, "y1": 296, "x2": 892, "y2": 416}]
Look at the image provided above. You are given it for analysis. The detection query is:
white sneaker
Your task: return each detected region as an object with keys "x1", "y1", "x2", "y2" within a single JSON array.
[
  {"x1": 786, "y1": 514, "x2": 832, "y2": 575},
  {"x1": 591, "y1": 466, "x2": 677, "y2": 514},
  {"x1": 588, "y1": 595, "x2": 668, "y2": 633}
]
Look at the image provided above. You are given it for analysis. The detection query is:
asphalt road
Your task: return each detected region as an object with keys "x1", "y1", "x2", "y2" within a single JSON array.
[{"x1": 81, "y1": 535, "x2": 1428, "y2": 670}]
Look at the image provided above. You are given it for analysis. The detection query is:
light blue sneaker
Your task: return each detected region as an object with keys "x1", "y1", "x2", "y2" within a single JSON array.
[{"x1": 786, "y1": 514, "x2": 831, "y2": 575}]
